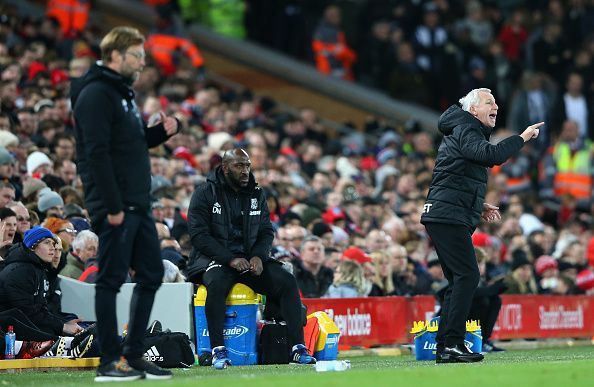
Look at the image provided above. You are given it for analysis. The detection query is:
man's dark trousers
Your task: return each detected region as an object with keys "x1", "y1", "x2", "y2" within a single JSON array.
[
  {"x1": 94, "y1": 212, "x2": 164, "y2": 366},
  {"x1": 202, "y1": 263, "x2": 304, "y2": 348},
  {"x1": 425, "y1": 223, "x2": 480, "y2": 347}
]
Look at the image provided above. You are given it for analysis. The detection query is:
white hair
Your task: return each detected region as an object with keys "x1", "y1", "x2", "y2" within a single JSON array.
[
  {"x1": 459, "y1": 88, "x2": 492, "y2": 112},
  {"x1": 71, "y1": 230, "x2": 98, "y2": 251}
]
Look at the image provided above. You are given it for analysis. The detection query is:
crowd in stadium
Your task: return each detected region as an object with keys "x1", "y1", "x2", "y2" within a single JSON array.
[{"x1": 0, "y1": 0, "x2": 594, "y2": 360}]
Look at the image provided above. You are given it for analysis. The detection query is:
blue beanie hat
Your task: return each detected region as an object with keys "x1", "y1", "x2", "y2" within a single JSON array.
[{"x1": 23, "y1": 226, "x2": 54, "y2": 249}]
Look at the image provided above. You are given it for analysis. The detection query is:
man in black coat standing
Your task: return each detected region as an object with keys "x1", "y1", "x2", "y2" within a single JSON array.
[
  {"x1": 186, "y1": 149, "x2": 316, "y2": 369},
  {"x1": 72, "y1": 26, "x2": 177, "y2": 381},
  {"x1": 421, "y1": 88, "x2": 542, "y2": 363}
]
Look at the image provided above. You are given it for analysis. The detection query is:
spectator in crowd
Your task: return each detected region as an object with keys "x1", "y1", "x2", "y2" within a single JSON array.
[
  {"x1": 8, "y1": 202, "x2": 31, "y2": 243},
  {"x1": 72, "y1": 26, "x2": 176, "y2": 381},
  {"x1": 323, "y1": 246, "x2": 342, "y2": 271},
  {"x1": 312, "y1": 5, "x2": 356, "y2": 81},
  {"x1": 0, "y1": 227, "x2": 83, "y2": 336},
  {"x1": 551, "y1": 72, "x2": 593, "y2": 144},
  {"x1": 539, "y1": 119, "x2": 594, "y2": 213},
  {"x1": 0, "y1": 181, "x2": 15, "y2": 208},
  {"x1": 370, "y1": 250, "x2": 396, "y2": 296},
  {"x1": 421, "y1": 87, "x2": 541, "y2": 364},
  {"x1": 26, "y1": 150, "x2": 53, "y2": 178},
  {"x1": 61, "y1": 230, "x2": 98, "y2": 280},
  {"x1": 186, "y1": 148, "x2": 317, "y2": 369},
  {"x1": 506, "y1": 72, "x2": 555, "y2": 155},
  {"x1": 324, "y1": 259, "x2": 366, "y2": 298},
  {"x1": 293, "y1": 235, "x2": 334, "y2": 298},
  {"x1": 42, "y1": 217, "x2": 76, "y2": 256},
  {"x1": 36, "y1": 189, "x2": 64, "y2": 220},
  {"x1": 504, "y1": 249, "x2": 538, "y2": 294},
  {"x1": 0, "y1": 207, "x2": 17, "y2": 263}
]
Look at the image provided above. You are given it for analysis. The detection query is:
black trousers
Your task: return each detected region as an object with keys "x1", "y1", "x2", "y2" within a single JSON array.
[
  {"x1": 202, "y1": 262, "x2": 304, "y2": 349},
  {"x1": 469, "y1": 294, "x2": 502, "y2": 342},
  {"x1": 425, "y1": 222, "x2": 480, "y2": 347},
  {"x1": 94, "y1": 212, "x2": 164, "y2": 366}
]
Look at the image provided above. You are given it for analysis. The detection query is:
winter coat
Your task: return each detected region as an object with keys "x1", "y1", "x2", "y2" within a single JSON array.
[
  {"x1": 71, "y1": 62, "x2": 173, "y2": 223},
  {"x1": 185, "y1": 167, "x2": 274, "y2": 282},
  {"x1": 421, "y1": 104, "x2": 524, "y2": 229},
  {"x1": 0, "y1": 244, "x2": 64, "y2": 335}
]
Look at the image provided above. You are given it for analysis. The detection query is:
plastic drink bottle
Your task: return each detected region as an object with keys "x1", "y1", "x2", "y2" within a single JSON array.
[
  {"x1": 314, "y1": 360, "x2": 351, "y2": 372},
  {"x1": 5, "y1": 325, "x2": 16, "y2": 359}
]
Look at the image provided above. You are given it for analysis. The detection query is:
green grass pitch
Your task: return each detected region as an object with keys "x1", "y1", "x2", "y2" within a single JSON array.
[{"x1": 1, "y1": 346, "x2": 593, "y2": 386}]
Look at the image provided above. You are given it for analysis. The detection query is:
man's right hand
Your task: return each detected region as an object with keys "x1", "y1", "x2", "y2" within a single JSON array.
[
  {"x1": 230, "y1": 257, "x2": 251, "y2": 272},
  {"x1": 107, "y1": 211, "x2": 124, "y2": 226},
  {"x1": 520, "y1": 122, "x2": 544, "y2": 142},
  {"x1": 63, "y1": 319, "x2": 83, "y2": 335}
]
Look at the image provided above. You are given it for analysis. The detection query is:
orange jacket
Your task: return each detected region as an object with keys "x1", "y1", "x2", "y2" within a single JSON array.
[
  {"x1": 145, "y1": 34, "x2": 204, "y2": 76},
  {"x1": 46, "y1": 0, "x2": 89, "y2": 36},
  {"x1": 312, "y1": 31, "x2": 356, "y2": 80}
]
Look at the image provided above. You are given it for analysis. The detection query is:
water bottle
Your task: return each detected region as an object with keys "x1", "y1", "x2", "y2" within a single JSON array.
[
  {"x1": 5, "y1": 325, "x2": 16, "y2": 360},
  {"x1": 314, "y1": 360, "x2": 351, "y2": 372}
]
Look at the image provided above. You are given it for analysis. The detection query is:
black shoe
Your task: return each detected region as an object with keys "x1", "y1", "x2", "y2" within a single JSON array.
[
  {"x1": 95, "y1": 358, "x2": 145, "y2": 382},
  {"x1": 70, "y1": 334, "x2": 94, "y2": 358},
  {"x1": 436, "y1": 344, "x2": 484, "y2": 364},
  {"x1": 45, "y1": 337, "x2": 68, "y2": 357},
  {"x1": 127, "y1": 357, "x2": 173, "y2": 380},
  {"x1": 148, "y1": 320, "x2": 162, "y2": 334},
  {"x1": 71, "y1": 323, "x2": 97, "y2": 349}
]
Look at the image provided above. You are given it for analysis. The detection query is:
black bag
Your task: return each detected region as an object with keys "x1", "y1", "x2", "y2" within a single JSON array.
[
  {"x1": 142, "y1": 331, "x2": 195, "y2": 368},
  {"x1": 258, "y1": 321, "x2": 290, "y2": 364}
]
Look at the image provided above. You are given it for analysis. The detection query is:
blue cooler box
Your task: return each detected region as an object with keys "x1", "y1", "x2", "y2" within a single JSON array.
[
  {"x1": 194, "y1": 284, "x2": 260, "y2": 365},
  {"x1": 411, "y1": 317, "x2": 482, "y2": 361}
]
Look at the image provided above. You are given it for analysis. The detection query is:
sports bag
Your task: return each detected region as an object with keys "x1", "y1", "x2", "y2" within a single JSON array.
[{"x1": 142, "y1": 331, "x2": 195, "y2": 368}]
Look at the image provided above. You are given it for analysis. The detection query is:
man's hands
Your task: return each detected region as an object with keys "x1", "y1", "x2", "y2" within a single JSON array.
[
  {"x1": 160, "y1": 112, "x2": 178, "y2": 136},
  {"x1": 230, "y1": 257, "x2": 250, "y2": 272},
  {"x1": 229, "y1": 256, "x2": 264, "y2": 276},
  {"x1": 520, "y1": 122, "x2": 544, "y2": 142},
  {"x1": 63, "y1": 319, "x2": 83, "y2": 335},
  {"x1": 149, "y1": 111, "x2": 178, "y2": 136},
  {"x1": 481, "y1": 203, "x2": 501, "y2": 223},
  {"x1": 249, "y1": 256, "x2": 263, "y2": 276}
]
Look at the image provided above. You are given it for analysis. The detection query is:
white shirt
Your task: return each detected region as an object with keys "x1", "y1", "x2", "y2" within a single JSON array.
[{"x1": 564, "y1": 93, "x2": 588, "y2": 140}]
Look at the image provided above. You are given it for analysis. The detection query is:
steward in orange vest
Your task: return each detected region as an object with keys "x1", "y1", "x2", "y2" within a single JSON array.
[
  {"x1": 145, "y1": 34, "x2": 204, "y2": 76},
  {"x1": 312, "y1": 5, "x2": 356, "y2": 81},
  {"x1": 46, "y1": 0, "x2": 89, "y2": 37}
]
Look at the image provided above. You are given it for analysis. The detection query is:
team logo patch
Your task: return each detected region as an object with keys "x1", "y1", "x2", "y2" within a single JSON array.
[{"x1": 251, "y1": 198, "x2": 258, "y2": 209}]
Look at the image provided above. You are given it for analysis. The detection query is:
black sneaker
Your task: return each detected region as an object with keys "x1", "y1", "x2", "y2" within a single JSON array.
[
  {"x1": 45, "y1": 337, "x2": 68, "y2": 357},
  {"x1": 71, "y1": 323, "x2": 97, "y2": 349},
  {"x1": 148, "y1": 320, "x2": 162, "y2": 334},
  {"x1": 95, "y1": 357, "x2": 145, "y2": 382},
  {"x1": 70, "y1": 334, "x2": 94, "y2": 358},
  {"x1": 127, "y1": 357, "x2": 173, "y2": 380}
]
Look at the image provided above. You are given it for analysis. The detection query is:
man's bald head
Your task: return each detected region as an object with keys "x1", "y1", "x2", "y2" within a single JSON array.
[{"x1": 222, "y1": 148, "x2": 250, "y2": 165}]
